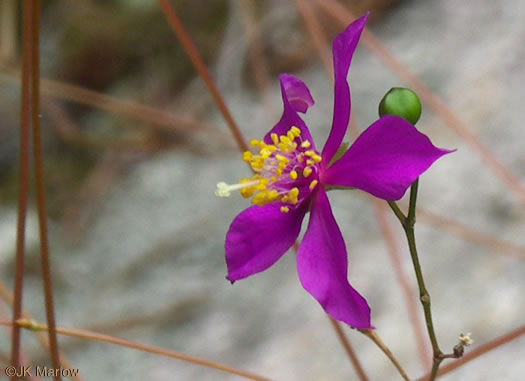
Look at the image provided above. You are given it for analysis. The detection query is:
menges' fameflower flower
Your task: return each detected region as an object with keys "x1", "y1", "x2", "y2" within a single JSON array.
[{"x1": 216, "y1": 13, "x2": 452, "y2": 329}]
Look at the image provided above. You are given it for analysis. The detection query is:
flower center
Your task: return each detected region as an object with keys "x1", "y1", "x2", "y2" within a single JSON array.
[{"x1": 216, "y1": 126, "x2": 321, "y2": 212}]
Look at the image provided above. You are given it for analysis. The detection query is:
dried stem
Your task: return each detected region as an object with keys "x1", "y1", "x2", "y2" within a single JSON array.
[
  {"x1": 0, "y1": 319, "x2": 273, "y2": 381},
  {"x1": 158, "y1": 0, "x2": 248, "y2": 153},
  {"x1": 0, "y1": 281, "x2": 82, "y2": 381},
  {"x1": 10, "y1": 0, "x2": 33, "y2": 375},
  {"x1": 292, "y1": 0, "x2": 332, "y2": 75},
  {"x1": 0, "y1": 71, "x2": 227, "y2": 141},
  {"x1": 414, "y1": 206, "x2": 525, "y2": 260},
  {"x1": 360, "y1": 329, "x2": 410, "y2": 381},
  {"x1": 327, "y1": 317, "x2": 369, "y2": 381},
  {"x1": 238, "y1": 0, "x2": 277, "y2": 118},
  {"x1": 0, "y1": 0, "x2": 17, "y2": 64},
  {"x1": 29, "y1": 1, "x2": 61, "y2": 378}
]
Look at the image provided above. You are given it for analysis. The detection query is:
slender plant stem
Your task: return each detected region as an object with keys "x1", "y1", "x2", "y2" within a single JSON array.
[
  {"x1": 388, "y1": 179, "x2": 444, "y2": 380},
  {"x1": 158, "y1": 0, "x2": 249, "y2": 153},
  {"x1": 29, "y1": 1, "x2": 62, "y2": 378},
  {"x1": 0, "y1": 281, "x2": 82, "y2": 381},
  {"x1": 0, "y1": 319, "x2": 273, "y2": 381},
  {"x1": 373, "y1": 199, "x2": 430, "y2": 370},
  {"x1": 407, "y1": 180, "x2": 443, "y2": 379},
  {"x1": 388, "y1": 201, "x2": 406, "y2": 225},
  {"x1": 10, "y1": 0, "x2": 33, "y2": 376},
  {"x1": 328, "y1": 317, "x2": 369, "y2": 381},
  {"x1": 360, "y1": 329, "x2": 410, "y2": 381}
]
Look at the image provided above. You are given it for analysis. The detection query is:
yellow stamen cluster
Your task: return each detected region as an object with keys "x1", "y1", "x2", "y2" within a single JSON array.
[{"x1": 216, "y1": 126, "x2": 322, "y2": 212}]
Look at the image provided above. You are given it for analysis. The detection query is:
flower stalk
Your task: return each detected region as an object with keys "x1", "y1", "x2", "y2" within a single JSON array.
[{"x1": 389, "y1": 179, "x2": 466, "y2": 380}]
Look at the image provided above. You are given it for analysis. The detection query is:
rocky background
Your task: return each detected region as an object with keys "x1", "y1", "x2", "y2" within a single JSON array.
[{"x1": 0, "y1": 0, "x2": 524, "y2": 380}]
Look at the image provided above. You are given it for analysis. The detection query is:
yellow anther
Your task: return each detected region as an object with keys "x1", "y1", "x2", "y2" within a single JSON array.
[
  {"x1": 275, "y1": 168, "x2": 282, "y2": 177},
  {"x1": 250, "y1": 139, "x2": 259, "y2": 146},
  {"x1": 280, "y1": 206, "x2": 290, "y2": 213},
  {"x1": 252, "y1": 192, "x2": 267, "y2": 205},
  {"x1": 276, "y1": 155, "x2": 289, "y2": 169},
  {"x1": 287, "y1": 131, "x2": 295, "y2": 140},
  {"x1": 301, "y1": 140, "x2": 311, "y2": 149},
  {"x1": 280, "y1": 135, "x2": 291, "y2": 145},
  {"x1": 290, "y1": 126, "x2": 301, "y2": 137},
  {"x1": 271, "y1": 133, "x2": 279, "y2": 145},
  {"x1": 260, "y1": 149, "x2": 273, "y2": 159},
  {"x1": 250, "y1": 157, "x2": 264, "y2": 170},
  {"x1": 306, "y1": 159, "x2": 315, "y2": 166},
  {"x1": 304, "y1": 150, "x2": 315, "y2": 157},
  {"x1": 288, "y1": 187, "x2": 299, "y2": 204},
  {"x1": 267, "y1": 190, "x2": 279, "y2": 201},
  {"x1": 309, "y1": 180, "x2": 319, "y2": 191},
  {"x1": 242, "y1": 151, "x2": 252, "y2": 162},
  {"x1": 240, "y1": 187, "x2": 255, "y2": 198},
  {"x1": 312, "y1": 154, "x2": 322, "y2": 163},
  {"x1": 303, "y1": 166, "x2": 313, "y2": 178},
  {"x1": 289, "y1": 170, "x2": 298, "y2": 180}
]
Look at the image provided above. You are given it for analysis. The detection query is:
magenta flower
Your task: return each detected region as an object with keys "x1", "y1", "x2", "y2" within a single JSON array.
[{"x1": 216, "y1": 14, "x2": 451, "y2": 329}]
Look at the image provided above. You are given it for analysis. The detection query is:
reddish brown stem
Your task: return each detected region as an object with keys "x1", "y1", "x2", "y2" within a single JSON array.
[
  {"x1": 0, "y1": 319, "x2": 273, "y2": 381},
  {"x1": 292, "y1": 0, "x2": 333, "y2": 75},
  {"x1": 158, "y1": 0, "x2": 248, "y2": 153},
  {"x1": 328, "y1": 317, "x2": 369, "y2": 381},
  {"x1": 239, "y1": 0, "x2": 277, "y2": 118},
  {"x1": 10, "y1": 0, "x2": 33, "y2": 376},
  {"x1": 29, "y1": 1, "x2": 61, "y2": 379},
  {"x1": 0, "y1": 281, "x2": 83, "y2": 381}
]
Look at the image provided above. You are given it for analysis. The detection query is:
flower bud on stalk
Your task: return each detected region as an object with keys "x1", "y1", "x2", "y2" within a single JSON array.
[{"x1": 379, "y1": 87, "x2": 422, "y2": 124}]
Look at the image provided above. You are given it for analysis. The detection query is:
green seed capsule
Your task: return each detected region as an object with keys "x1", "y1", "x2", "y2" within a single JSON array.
[{"x1": 378, "y1": 87, "x2": 422, "y2": 125}]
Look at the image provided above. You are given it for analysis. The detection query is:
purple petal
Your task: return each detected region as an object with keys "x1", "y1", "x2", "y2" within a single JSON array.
[
  {"x1": 264, "y1": 74, "x2": 315, "y2": 148},
  {"x1": 322, "y1": 115, "x2": 454, "y2": 200},
  {"x1": 280, "y1": 73, "x2": 315, "y2": 113},
  {"x1": 225, "y1": 202, "x2": 308, "y2": 282},
  {"x1": 297, "y1": 189, "x2": 372, "y2": 329},
  {"x1": 321, "y1": 13, "x2": 368, "y2": 165}
]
